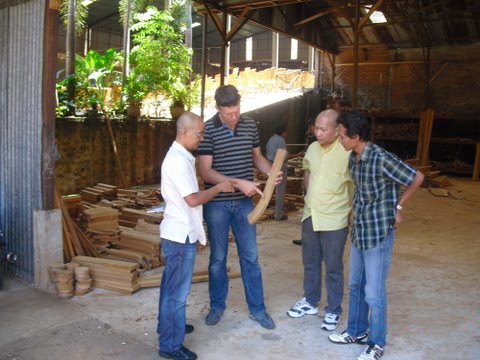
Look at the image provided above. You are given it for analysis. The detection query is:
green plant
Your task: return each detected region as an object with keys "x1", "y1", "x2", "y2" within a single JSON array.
[
  {"x1": 171, "y1": 75, "x2": 201, "y2": 110},
  {"x1": 74, "y1": 49, "x2": 123, "y2": 113},
  {"x1": 128, "y1": 5, "x2": 192, "y2": 103}
]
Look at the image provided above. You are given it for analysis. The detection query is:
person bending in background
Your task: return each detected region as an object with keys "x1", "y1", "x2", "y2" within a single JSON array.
[{"x1": 266, "y1": 122, "x2": 289, "y2": 221}]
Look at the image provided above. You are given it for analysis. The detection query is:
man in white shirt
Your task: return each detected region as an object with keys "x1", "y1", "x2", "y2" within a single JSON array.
[{"x1": 158, "y1": 112, "x2": 233, "y2": 360}]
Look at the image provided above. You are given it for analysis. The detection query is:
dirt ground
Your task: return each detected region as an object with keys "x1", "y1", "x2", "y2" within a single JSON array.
[{"x1": 0, "y1": 178, "x2": 479, "y2": 360}]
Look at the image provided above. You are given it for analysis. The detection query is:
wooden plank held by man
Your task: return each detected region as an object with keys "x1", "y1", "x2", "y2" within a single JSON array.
[{"x1": 247, "y1": 148, "x2": 287, "y2": 224}]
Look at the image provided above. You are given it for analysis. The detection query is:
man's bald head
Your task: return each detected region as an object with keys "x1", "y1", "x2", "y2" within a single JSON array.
[
  {"x1": 316, "y1": 109, "x2": 339, "y2": 128},
  {"x1": 313, "y1": 109, "x2": 339, "y2": 147},
  {"x1": 175, "y1": 111, "x2": 205, "y2": 151},
  {"x1": 176, "y1": 111, "x2": 202, "y2": 132}
]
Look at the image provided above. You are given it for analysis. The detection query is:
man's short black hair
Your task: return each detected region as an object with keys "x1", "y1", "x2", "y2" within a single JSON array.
[
  {"x1": 336, "y1": 111, "x2": 371, "y2": 142},
  {"x1": 274, "y1": 123, "x2": 287, "y2": 135},
  {"x1": 215, "y1": 85, "x2": 241, "y2": 107}
]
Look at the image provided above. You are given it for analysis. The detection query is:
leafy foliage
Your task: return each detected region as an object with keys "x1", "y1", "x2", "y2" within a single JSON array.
[
  {"x1": 127, "y1": 6, "x2": 192, "y2": 105},
  {"x1": 60, "y1": 0, "x2": 89, "y2": 33}
]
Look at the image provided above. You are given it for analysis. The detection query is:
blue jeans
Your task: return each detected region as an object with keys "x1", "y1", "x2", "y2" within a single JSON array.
[
  {"x1": 347, "y1": 230, "x2": 395, "y2": 348},
  {"x1": 203, "y1": 198, "x2": 266, "y2": 316},
  {"x1": 302, "y1": 217, "x2": 347, "y2": 314},
  {"x1": 157, "y1": 237, "x2": 196, "y2": 353}
]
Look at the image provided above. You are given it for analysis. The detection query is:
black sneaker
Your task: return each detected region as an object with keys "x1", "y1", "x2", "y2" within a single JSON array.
[
  {"x1": 185, "y1": 324, "x2": 194, "y2": 334},
  {"x1": 159, "y1": 346, "x2": 197, "y2": 360},
  {"x1": 205, "y1": 309, "x2": 224, "y2": 326},
  {"x1": 249, "y1": 311, "x2": 276, "y2": 329}
]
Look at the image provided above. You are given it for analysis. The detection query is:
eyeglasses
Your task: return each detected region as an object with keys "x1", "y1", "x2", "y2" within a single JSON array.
[{"x1": 187, "y1": 128, "x2": 204, "y2": 139}]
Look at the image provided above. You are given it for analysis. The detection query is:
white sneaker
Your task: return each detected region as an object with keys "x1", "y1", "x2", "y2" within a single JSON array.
[
  {"x1": 329, "y1": 330, "x2": 368, "y2": 344},
  {"x1": 357, "y1": 344, "x2": 384, "y2": 360},
  {"x1": 321, "y1": 313, "x2": 341, "y2": 331},
  {"x1": 286, "y1": 298, "x2": 318, "y2": 318}
]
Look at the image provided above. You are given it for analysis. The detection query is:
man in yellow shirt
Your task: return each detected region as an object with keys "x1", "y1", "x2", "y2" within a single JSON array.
[{"x1": 287, "y1": 109, "x2": 353, "y2": 331}]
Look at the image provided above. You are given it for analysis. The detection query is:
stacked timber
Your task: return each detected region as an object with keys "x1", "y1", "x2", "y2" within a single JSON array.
[
  {"x1": 48, "y1": 262, "x2": 66, "y2": 293},
  {"x1": 74, "y1": 266, "x2": 92, "y2": 296},
  {"x1": 135, "y1": 219, "x2": 160, "y2": 236},
  {"x1": 119, "y1": 207, "x2": 163, "y2": 228},
  {"x1": 83, "y1": 206, "x2": 119, "y2": 231},
  {"x1": 56, "y1": 268, "x2": 74, "y2": 299},
  {"x1": 118, "y1": 228, "x2": 162, "y2": 267},
  {"x1": 73, "y1": 256, "x2": 140, "y2": 294}
]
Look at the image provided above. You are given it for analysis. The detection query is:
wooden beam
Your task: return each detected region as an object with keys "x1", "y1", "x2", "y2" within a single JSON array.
[
  {"x1": 336, "y1": 60, "x2": 425, "y2": 66},
  {"x1": 429, "y1": 62, "x2": 449, "y2": 84},
  {"x1": 359, "y1": 0, "x2": 385, "y2": 30},
  {"x1": 248, "y1": 149, "x2": 287, "y2": 224},
  {"x1": 294, "y1": 8, "x2": 333, "y2": 28},
  {"x1": 226, "y1": 6, "x2": 252, "y2": 42},
  {"x1": 473, "y1": 144, "x2": 480, "y2": 182},
  {"x1": 42, "y1": 0, "x2": 59, "y2": 210}
]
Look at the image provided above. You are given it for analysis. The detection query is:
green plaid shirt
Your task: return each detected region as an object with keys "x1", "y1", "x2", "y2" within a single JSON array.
[{"x1": 349, "y1": 143, "x2": 417, "y2": 250}]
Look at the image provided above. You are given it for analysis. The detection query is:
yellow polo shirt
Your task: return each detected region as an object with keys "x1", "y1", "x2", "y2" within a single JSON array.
[{"x1": 302, "y1": 138, "x2": 353, "y2": 231}]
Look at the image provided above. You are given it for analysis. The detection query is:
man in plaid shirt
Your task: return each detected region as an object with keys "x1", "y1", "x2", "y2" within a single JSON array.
[{"x1": 329, "y1": 111, "x2": 424, "y2": 360}]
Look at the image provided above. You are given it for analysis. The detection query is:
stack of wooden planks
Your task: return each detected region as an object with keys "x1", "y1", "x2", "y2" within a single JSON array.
[
  {"x1": 55, "y1": 189, "x2": 101, "y2": 262},
  {"x1": 73, "y1": 256, "x2": 140, "y2": 294},
  {"x1": 83, "y1": 206, "x2": 119, "y2": 231},
  {"x1": 119, "y1": 207, "x2": 163, "y2": 228},
  {"x1": 118, "y1": 227, "x2": 162, "y2": 267},
  {"x1": 80, "y1": 183, "x2": 118, "y2": 203},
  {"x1": 137, "y1": 268, "x2": 241, "y2": 288}
]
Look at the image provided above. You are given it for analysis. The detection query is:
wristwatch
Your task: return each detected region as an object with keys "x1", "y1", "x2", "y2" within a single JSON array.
[{"x1": 396, "y1": 204, "x2": 403, "y2": 211}]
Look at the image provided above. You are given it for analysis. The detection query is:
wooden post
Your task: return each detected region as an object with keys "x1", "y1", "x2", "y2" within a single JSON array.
[
  {"x1": 200, "y1": 14, "x2": 208, "y2": 118},
  {"x1": 42, "y1": 0, "x2": 59, "y2": 210},
  {"x1": 420, "y1": 108, "x2": 434, "y2": 166},
  {"x1": 352, "y1": 0, "x2": 360, "y2": 109},
  {"x1": 473, "y1": 143, "x2": 480, "y2": 181}
]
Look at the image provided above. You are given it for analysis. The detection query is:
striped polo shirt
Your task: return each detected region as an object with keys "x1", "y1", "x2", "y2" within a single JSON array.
[{"x1": 197, "y1": 113, "x2": 260, "y2": 201}]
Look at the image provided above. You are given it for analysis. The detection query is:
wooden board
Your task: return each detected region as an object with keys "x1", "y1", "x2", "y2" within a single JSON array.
[{"x1": 247, "y1": 149, "x2": 287, "y2": 224}]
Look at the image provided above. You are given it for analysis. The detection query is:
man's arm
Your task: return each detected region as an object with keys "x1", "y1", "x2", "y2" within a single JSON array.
[
  {"x1": 198, "y1": 154, "x2": 264, "y2": 197},
  {"x1": 184, "y1": 181, "x2": 234, "y2": 207},
  {"x1": 395, "y1": 171, "x2": 424, "y2": 225},
  {"x1": 303, "y1": 169, "x2": 310, "y2": 193}
]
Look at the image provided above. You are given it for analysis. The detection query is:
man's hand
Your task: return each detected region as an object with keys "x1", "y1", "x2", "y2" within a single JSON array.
[
  {"x1": 235, "y1": 179, "x2": 264, "y2": 197},
  {"x1": 216, "y1": 181, "x2": 234, "y2": 193},
  {"x1": 274, "y1": 170, "x2": 283, "y2": 185},
  {"x1": 394, "y1": 211, "x2": 403, "y2": 226}
]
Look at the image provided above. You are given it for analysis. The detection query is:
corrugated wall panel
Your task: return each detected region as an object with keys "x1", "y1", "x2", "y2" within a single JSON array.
[{"x1": 0, "y1": 0, "x2": 44, "y2": 283}]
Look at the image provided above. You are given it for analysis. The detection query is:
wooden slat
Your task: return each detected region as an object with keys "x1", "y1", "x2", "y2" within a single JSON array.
[
  {"x1": 472, "y1": 143, "x2": 480, "y2": 181},
  {"x1": 248, "y1": 149, "x2": 287, "y2": 224}
]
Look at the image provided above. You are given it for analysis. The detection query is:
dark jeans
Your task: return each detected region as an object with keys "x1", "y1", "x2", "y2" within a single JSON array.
[
  {"x1": 302, "y1": 217, "x2": 347, "y2": 314},
  {"x1": 157, "y1": 237, "x2": 196, "y2": 353},
  {"x1": 203, "y1": 198, "x2": 266, "y2": 316}
]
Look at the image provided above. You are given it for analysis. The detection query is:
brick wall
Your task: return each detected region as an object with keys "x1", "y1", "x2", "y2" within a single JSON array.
[
  {"x1": 320, "y1": 44, "x2": 480, "y2": 119},
  {"x1": 55, "y1": 118, "x2": 176, "y2": 195}
]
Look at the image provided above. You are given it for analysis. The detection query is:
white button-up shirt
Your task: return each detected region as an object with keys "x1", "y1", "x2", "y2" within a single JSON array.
[{"x1": 160, "y1": 141, "x2": 206, "y2": 245}]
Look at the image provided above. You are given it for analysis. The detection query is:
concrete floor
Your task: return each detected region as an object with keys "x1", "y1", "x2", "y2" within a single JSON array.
[{"x1": 1, "y1": 178, "x2": 479, "y2": 360}]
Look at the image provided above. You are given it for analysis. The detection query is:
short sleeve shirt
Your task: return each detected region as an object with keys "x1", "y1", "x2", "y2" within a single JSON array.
[
  {"x1": 350, "y1": 143, "x2": 417, "y2": 250},
  {"x1": 302, "y1": 139, "x2": 353, "y2": 231},
  {"x1": 160, "y1": 141, "x2": 206, "y2": 245},
  {"x1": 197, "y1": 113, "x2": 260, "y2": 201}
]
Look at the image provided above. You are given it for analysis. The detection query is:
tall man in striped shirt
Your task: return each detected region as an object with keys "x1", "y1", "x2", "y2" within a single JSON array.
[
  {"x1": 197, "y1": 85, "x2": 281, "y2": 330},
  {"x1": 329, "y1": 111, "x2": 424, "y2": 360}
]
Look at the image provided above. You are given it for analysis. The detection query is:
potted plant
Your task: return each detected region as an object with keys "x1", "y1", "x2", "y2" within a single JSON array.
[{"x1": 123, "y1": 70, "x2": 150, "y2": 118}]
